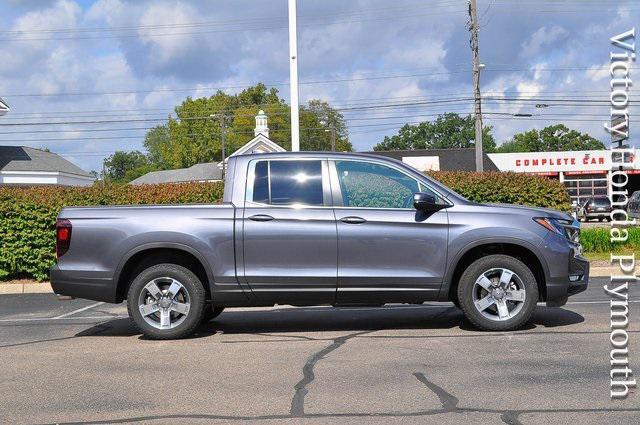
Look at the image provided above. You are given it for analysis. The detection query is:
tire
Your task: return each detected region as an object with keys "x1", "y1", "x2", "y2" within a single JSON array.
[
  {"x1": 202, "y1": 306, "x2": 225, "y2": 322},
  {"x1": 127, "y1": 263, "x2": 206, "y2": 340},
  {"x1": 457, "y1": 254, "x2": 538, "y2": 331}
]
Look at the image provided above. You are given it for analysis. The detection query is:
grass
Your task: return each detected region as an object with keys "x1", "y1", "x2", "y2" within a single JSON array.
[{"x1": 583, "y1": 249, "x2": 637, "y2": 262}]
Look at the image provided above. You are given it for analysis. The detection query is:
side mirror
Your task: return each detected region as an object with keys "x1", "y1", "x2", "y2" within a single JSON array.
[{"x1": 413, "y1": 192, "x2": 444, "y2": 212}]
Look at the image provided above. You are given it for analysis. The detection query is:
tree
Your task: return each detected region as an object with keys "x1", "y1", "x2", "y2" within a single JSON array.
[
  {"x1": 373, "y1": 113, "x2": 496, "y2": 152},
  {"x1": 497, "y1": 124, "x2": 605, "y2": 152},
  {"x1": 102, "y1": 150, "x2": 150, "y2": 182},
  {"x1": 143, "y1": 124, "x2": 171, "y2": 169},
  {"x1": 143, "y1": 83, "x2": 352, "y2": 169}
]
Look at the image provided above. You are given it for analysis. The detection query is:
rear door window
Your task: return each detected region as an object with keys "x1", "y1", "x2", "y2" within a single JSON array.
[{"x1": 251, "y1": 160, "x2": 324, "y2": 206}]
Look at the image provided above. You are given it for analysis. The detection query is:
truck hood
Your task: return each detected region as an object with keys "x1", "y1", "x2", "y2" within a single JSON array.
[{"x1": 484, "y1": 203, "x2": 573, "y2": 221}]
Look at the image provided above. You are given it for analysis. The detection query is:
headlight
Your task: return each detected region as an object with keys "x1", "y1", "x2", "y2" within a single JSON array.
[
  {"x1": 533, "y1": 217, "x2": 580, "y2": 244},
  {"x1": 533, "y1": 217, "x2": 563, "y2": 235}
]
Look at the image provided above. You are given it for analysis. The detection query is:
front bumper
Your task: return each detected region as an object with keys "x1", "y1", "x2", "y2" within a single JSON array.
[
  {"x1": 545, "y1": 252, "x2": 589, "y2": 307},
  {"x1": 50, "y1": 266, "x2": 117, "y2": 303}
]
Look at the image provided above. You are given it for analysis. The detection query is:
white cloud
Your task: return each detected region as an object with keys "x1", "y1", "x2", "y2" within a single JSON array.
[
  {"x1": 137, "y1": 1, "x2": 200, "y2": 66},
  {"x1": 521, "y1": 26, "x2": 568, "y2": 58},
  {"x1": 586, "y1": 63, "x2": 609, "y2": 82}
]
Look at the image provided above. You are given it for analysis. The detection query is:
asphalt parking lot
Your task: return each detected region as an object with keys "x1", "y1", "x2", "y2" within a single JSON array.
[{"x1": 0, "y1": 277, "x2": 638, "y2": 424}]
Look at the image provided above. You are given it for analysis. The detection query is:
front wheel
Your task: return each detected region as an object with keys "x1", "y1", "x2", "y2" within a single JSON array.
[
  {"x1": 127, "y1": 263, "x2": 206, "y2": 340},
  {"x1": 457, "y1": 255, "x2": 538, "y2": 331}
]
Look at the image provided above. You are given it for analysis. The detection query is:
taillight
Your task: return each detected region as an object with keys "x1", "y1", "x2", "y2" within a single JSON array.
[{"x1": 56, "y1": 219, "x2": 72, "y2": 258}]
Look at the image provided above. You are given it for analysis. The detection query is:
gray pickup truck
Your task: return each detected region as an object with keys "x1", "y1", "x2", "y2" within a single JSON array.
[{"x1": 51, "y1": 152, "x2": 588, "y2": 339}]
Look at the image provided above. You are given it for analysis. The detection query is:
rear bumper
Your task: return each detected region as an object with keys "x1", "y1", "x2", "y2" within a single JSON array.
[
  {"x1": 50, "y1": 266, "x2": 117, "y2": 303},
  {"x1": 545, "y1": 253, "x2": 589, "y2": 307},
  {"x1": 583, "y1": 212, "x2": 610, "y2": 219}
]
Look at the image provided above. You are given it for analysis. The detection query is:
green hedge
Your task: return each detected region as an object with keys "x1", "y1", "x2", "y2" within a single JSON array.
[
  {"x1": 580, "y1": 227, "x2": 640, "y2": 253},
  {"x1": 429, "y1": 171, "x2": 571, "y2": 212},
  {"x1": 0, "y1": 172, "x2": 571, "y2": 281},
  {"x1": 0, "y1": 183, "x2": 223, "y2": 281}
]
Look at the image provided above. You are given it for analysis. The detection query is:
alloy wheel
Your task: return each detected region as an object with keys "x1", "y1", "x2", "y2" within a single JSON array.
[
  {"x1": 138, "y1": 277, "x2": 191, "y2": 330},
  {"x1": 472, "y1": 268, "x2": 526, "y2": 321}
]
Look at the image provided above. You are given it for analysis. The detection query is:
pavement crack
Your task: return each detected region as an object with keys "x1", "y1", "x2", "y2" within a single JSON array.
[
  {"x1": 500, "y1": 410, "x2": 524, "y2": 425},
  {"x1": 413, "y1": 372, "x2": 459, "y2": 412},
  {"x1": 289, "y1": 330, "x2": 373, "y2": 417}
]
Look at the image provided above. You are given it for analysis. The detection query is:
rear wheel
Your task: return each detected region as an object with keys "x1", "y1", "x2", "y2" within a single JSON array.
[
  {"x1": 127, "y1": 263, "x2": 206, "y2": 340},
  {"x1": 457, "y1": 255, "x2": 538, "y2": 331}
]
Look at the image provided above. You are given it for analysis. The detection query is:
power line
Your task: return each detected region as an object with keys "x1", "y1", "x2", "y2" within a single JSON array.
[{"x1": 4, "y1": 65, "x2": 637, "y2": 98}]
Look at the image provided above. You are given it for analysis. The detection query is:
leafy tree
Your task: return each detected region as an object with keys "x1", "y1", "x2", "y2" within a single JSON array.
[
  {"x1": 497, "y1": 124, "x2": 605, "y2": 152},
  {"x1": 373, "y1": 113, "x2": 496, "y2": 152},
  {"x1": 103, "y1": 150, "x2": 150, "y2": 182},
  {"x1": 144, "y1": 83, "x2": 351, "y2": 169},
  {"x1": 143, "y1": 124, "x2": 171, "y2": 169}
]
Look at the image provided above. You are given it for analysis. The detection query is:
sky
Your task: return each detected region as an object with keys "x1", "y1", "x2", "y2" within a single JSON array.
[{"x1": 0, "y1": 0, "x2": 638, "y2": 173}]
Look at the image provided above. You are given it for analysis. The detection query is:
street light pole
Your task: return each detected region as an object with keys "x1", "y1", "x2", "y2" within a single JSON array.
[{"x1": 288, "y1": 0, "x2": 300, "y2": 152}]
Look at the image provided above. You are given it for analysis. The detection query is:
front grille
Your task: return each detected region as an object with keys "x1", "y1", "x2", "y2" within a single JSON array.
[{"x1": 565, "y1": 226, "x2": 580, "y2": 244}]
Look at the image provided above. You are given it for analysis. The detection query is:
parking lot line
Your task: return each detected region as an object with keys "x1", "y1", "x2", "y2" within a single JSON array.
[
  {"x1": 52, "y1": 301, "x2": 104, "y2": 319},
  {"x1": 0, "y1": 315, "x2": 127, "y2": 323}
]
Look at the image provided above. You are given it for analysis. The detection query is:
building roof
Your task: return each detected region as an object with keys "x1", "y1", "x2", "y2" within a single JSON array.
[
  {"x1": 0, "y1": 146, "x2": 92, "y2": 176},
  {"x1": 129, "y1": 162, "x2": 222, "y2": 185},
  {"x1": 229, "y1": 133, "x2": 286, "y2": 158},
  {"x1": 0, "y1": 97, "x2": 8, "y2": 116},
  {"x1": 369, "y1": 148, "x2": 498, "y2": 172}
]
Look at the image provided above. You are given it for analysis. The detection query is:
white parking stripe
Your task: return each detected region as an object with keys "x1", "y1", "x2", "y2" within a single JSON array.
[
  {"x1": 0, "y1": 315, "x2": 127, "y2": 323},
  {"x1": 52, "y1": 301, "x2": 104, "y2": 319}
]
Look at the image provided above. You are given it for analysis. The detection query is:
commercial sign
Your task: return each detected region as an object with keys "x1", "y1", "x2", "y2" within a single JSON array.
[
  {"x1": 488, "y1": 150, "x2": 638, "y2": 174},
  {"x1": 402, "y1": 155, "x2": 440, "y2": 172}
]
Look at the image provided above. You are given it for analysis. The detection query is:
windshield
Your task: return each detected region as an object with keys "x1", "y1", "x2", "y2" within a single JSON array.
[{"x1": 590, "y1": 197, "x2": 611, "y2": 207}]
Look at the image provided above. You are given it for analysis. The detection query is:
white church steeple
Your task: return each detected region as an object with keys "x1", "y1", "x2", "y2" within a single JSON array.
[{"x1": 254, "y1": 110, "x2": 269, "y2": 138}]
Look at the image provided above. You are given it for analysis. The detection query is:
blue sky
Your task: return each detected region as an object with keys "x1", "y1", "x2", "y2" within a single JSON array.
[{"x1": 0, "y1": 0, "x2": 638, "y2": 172}]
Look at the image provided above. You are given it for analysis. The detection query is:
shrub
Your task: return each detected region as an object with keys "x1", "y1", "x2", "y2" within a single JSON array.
[
  {"x1": 0, "y1": 183, "x2": 223, "y2": 281},
  {"x1": 580, "y1": 227, "x2": 640, "y2": 253},
  {"x1": 429, "y1": 171, "x2": 571, "y2": 212}
]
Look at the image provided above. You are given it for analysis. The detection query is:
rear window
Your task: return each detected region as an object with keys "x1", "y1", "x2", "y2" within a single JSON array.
[
  {"x1": 590, "y1": 197, "x2": 611, "y2": 207},
  {"x1": 251, "y1": 160, "x2": 324, "y2": 206}
]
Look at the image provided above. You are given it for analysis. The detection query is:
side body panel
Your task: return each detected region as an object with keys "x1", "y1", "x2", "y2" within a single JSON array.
[
  {"x1": 53, "y1": 205, "x2": 242, "y2": 302},
  {"x1": 335, "y1": 208, "x2": 448, "y2": 303}
]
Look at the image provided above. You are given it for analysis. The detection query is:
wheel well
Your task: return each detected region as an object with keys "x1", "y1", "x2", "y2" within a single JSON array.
[
  {"x1": 116, "y1": 248, "x2": 210, "y2": 302},
  {"x1": 448, "y1": 243, "x2": 546, "y2": 302}
]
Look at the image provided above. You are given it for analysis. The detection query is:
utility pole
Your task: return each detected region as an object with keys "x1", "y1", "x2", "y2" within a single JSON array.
[
  {"x1": 325, "y1": 127, "x2": 336, "y2": 151},
  {"x1": 211, "y1": 114, "x2": 227, "y2": 179},
  {"x1": 468, "y1": 0, "x2": 483, "y2": 172},
  {"x1": 288, "y1": 0, "x2": 300, "y2": 151}
]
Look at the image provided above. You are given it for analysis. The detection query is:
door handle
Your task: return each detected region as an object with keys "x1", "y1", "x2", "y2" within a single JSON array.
[
  {"x1": 248, "y1": 214, "x2": 274, "y2": 222},
  {"x1": 340, "y1": 216, "x2": 366, "y2": 224}
]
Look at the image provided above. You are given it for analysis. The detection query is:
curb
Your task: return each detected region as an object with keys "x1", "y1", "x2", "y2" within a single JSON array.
[
  {"x1": 0, "y1": 266, "x2": 621, "y2": 295},
  {"x1": 0, "y1": 282, "x2": 52, "y2": 295}
]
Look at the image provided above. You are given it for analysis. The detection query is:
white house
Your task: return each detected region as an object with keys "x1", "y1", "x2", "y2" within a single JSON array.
[
  {"x1": 130, "y1": 110, "x2": 285, "y2": 185},
  {"x1": 0, "y1": 97, "x2": 9, "y2": 116},
  {"x1": 0, "y1": 146, "x2": 94, "y2": 187}
]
